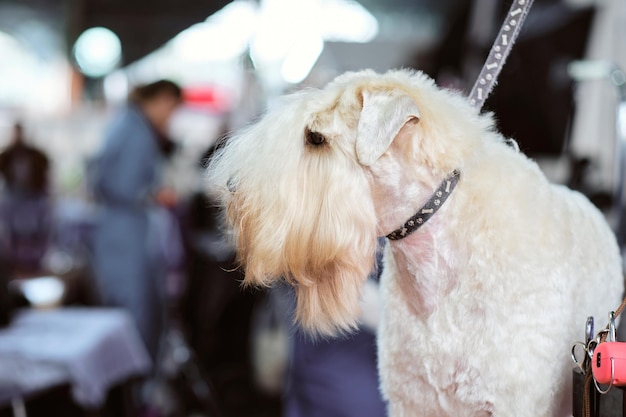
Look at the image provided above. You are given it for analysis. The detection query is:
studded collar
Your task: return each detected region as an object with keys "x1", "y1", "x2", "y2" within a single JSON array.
[{"x1": 386, "y1": 170, "x2": 461, "y2": 241}]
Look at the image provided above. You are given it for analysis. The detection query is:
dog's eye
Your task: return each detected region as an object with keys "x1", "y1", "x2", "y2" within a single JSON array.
[{"x1": 305, "y1": 129, "x2": 326, "y2": 146}]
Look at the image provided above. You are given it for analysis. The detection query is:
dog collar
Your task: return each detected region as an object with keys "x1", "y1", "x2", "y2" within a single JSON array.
[{"x1": 386, "y1": 170, "x2": 461, "y2": 241}]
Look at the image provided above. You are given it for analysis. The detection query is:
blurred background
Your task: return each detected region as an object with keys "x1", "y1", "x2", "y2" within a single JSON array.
[{"x1": 0, "y1": 0, "x2": 624, "y2": 416}]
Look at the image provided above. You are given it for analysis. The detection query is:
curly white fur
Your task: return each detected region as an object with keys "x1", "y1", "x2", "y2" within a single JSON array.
[{"x1": 207, "y1": 69, "x2": 624, "y2": 416}]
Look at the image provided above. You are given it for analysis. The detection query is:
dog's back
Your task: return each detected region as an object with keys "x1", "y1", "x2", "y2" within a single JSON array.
[{"x1": 377, "y1": 111, "x2": 624, "y2": 417}]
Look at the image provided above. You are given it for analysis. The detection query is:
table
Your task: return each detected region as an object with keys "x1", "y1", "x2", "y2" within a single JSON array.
[{"x1": 0, "y1": 308, "x2": 151, "y2": 410}]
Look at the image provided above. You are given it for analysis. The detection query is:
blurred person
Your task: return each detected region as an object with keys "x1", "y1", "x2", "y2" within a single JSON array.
[
  {"x1": 0, "y1": 122, "x2": 52, "y2": 275},
  {"x1": 90, "y1": 80, "x2": 182, "y2": 361},
  {"x1": 0, "y1": 123, "x2": 50, "y2": 196}
]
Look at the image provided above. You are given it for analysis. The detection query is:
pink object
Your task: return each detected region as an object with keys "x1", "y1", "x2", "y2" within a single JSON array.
[{"x1": 592, "y1": 342, "x2": 626, "y2": 386}]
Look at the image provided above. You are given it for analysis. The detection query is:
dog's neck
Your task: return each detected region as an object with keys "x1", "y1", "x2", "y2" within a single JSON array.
[
  {"x1": 386, "y1": 170, "x2": 460, "y2": 240},
  {"x1": 381, "y1": 169, "x2": 465, "y2": 317},
  {"x1": 385, "y1": 205, "x2": 462, "y2": 317}
]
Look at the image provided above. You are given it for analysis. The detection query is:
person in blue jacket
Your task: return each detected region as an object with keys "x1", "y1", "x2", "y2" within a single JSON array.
[{"x1": 90, "y1": 80, "x2": 182, "y2": 360}]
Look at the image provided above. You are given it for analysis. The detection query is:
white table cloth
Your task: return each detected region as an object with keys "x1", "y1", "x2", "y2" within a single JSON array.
[{"x1": 0, "y1": 307, "x2": 151, "y2": 408}]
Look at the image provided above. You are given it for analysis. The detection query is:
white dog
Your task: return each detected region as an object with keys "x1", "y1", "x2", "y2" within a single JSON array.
[{"x1": 206, "y1": 69, "x2": 624, "y2": 416}]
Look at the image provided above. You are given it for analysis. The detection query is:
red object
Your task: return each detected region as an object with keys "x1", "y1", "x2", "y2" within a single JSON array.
[{"x1": 183, "y1": 86, "x2": 231, "y2": 113}]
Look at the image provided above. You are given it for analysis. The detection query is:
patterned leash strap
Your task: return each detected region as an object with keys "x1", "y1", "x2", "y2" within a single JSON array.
[{"x1": 468, "y1": 0, "x2": 535, "y2": 110}]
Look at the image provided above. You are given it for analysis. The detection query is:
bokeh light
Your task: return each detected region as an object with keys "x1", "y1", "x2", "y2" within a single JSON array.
[{"x1": 73, "y1": 26, "x2": 122, "y2": 78}]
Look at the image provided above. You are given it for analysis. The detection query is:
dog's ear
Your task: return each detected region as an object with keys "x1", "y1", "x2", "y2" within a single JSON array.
[{"x1": 356, "y1": 89, "x2": 420, "y2": 166}]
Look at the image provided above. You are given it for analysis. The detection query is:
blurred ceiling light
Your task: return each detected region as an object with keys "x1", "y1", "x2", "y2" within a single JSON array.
[
  {"x1": 130, "y1": 0, "x2": 378, "y2": 88},
  {"x1": 73, "y1": 27, "x2": 122, "y2": 77},
  {"x1": 0, "y1": 30, "x2": 70, "y2": 114},
  {"x1": 250, "y1": 0, "x2": 315, "y2": 65},
  {"x1": 616, "y1": 101, "x2": 626, "y2": 142},
  {"x1": 249, "y1": 0, "x2": 378, "y2": 84},
  {"x1": 173, "y1": 0, "x2": 257, "y2": 62},
  {"x1": 281, "y1": 34, "x2": 324, "y2": 84},
  {"x1": 0, "y1": 30, "x2": 19, "y2": 49},
  {"x1": 319, "y1": 0, "x2": 378, "y2": 43},
  {"x1": 567, "y1": 60, "x2": 618, "y2": 82}
]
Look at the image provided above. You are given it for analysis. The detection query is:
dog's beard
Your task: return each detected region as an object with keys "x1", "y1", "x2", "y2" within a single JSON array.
[{"x1": 224, "y1": 150, "x2": 377, "y2": 337}]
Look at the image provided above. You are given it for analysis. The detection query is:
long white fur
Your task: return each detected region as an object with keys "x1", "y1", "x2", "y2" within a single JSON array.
[{"x1": 206, "y1": 69, "x2": 624, "y2": 416}]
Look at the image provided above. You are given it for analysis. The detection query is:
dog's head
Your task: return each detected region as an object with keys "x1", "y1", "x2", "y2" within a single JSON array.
[{"x1": 207, "y1": 69, "x2": 487, "y2": 336}]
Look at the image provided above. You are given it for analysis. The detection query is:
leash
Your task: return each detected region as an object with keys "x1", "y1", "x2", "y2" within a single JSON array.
[
  {"x1": 467, "y1": 0, "x2": 535, "y2": 110},
  {"x1": 388, "y1": 1, "x2": 534, "y2": 241}
]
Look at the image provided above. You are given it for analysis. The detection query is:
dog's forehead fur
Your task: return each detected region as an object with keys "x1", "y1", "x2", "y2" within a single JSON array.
[{"x1": 305, "y1": 69, "x2": 429, "y2": 129}]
